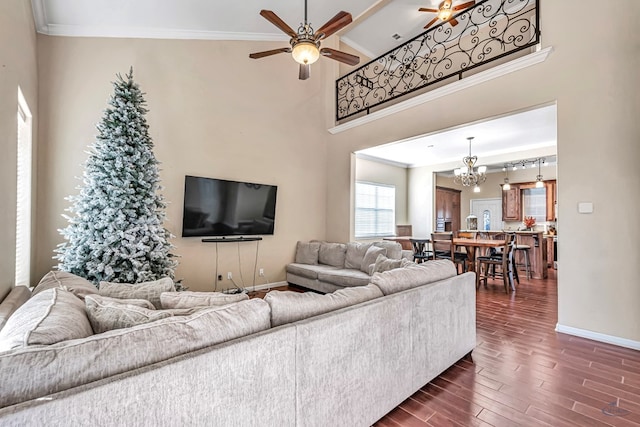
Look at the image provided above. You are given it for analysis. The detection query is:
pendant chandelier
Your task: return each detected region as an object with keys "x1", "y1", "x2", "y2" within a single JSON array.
[{"x1": 454, "y1": 137, "x2": 486, "y2": 192}]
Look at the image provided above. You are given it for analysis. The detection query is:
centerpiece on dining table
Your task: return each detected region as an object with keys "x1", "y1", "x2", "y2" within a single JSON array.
[{"x1": 523, "y1": 216, "x2": 536, "y2": 230}]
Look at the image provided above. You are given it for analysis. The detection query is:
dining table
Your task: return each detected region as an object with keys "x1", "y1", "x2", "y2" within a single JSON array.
[{"x1": 452, "y1": 238, "x2": 508, "y2": 290}]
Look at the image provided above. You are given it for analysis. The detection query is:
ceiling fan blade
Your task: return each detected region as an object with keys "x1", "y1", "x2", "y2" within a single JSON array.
[
  {"x1": 249, "y1": 47, "x2": 291, "y2": 59},
  {"x1": 424, "y1": 17, "x2": 439, "y2": 29},
  {"x1": 315, "y1": 11, "x2": 352, "y2": 40},
  {"x1": 299, "y1": 64, "x2": 310, "y2": 80},
  {"x1": 449, "y1": 17, "x2": 459, "y2": 26},
  {"x1": 418, "y1": 8, "x2": 439, "y2": 13},
  {"x1": 320, "y1": 48, "x2": 360, "y2": 66},
  {"x1": 452, "y1": 1, "x2": 475, "y2": 11},
  {"x1": 259, "y1": 10, "x2": 297, "y2": 38}
]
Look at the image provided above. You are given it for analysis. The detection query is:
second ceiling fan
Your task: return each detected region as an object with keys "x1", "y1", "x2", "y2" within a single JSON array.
[
  {"x1": 420, "y1": 0, "x2": 476, "y2": 29},
  {"x1": 249, "y1": 0, "x2": 360, "y2": 80}
]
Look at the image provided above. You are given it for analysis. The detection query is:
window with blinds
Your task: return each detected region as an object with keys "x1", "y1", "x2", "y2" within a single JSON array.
[
  {"x1": 355, "y1": 182, "x2": 395, "y2": 238},
  {"x1": 522, "y1": 187, "x2": 546, "y2": 223},
  {"x1": 15, "y1": 88, "x2": 32, "y2": 287}
]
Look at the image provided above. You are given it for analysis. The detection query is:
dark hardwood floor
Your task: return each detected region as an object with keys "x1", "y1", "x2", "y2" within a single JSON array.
[{"x1": 374, "y1": 268, "x2": 640, "y2": 426}]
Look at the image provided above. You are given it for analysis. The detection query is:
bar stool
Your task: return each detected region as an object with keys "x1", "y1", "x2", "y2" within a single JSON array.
[{"x1": 513, "y1": 238, "x2": 532, "y2": 279}]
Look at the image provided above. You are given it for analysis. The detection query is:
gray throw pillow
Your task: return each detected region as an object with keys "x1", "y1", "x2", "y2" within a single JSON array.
[
  {"x1": 32, "y1": 271, "x2": 98, "y2": 300},
  {"x1": 0, "y1": 288, "x2": 93, "y2": 352},
  {"x1": 371, "y1": 254, "x2": 403, "y2": 274},
  {"x1": 295, "y1": 241, "x2": 321, "y2": 265},
  {"x1": 99, "y1": 277, "x2": 175, "y2": 309},
  {"x1": 85, "y1": 295, "x2": 173, "y2": 334},
  {"x1": 360, "y1": 246, "x2": 386, "y2": 274},
  {"x1": 344, "y1": 242, "x2": 373, "y2": 269},
  {"x1": 318, "y1": 242, "x2": 347, "y2": 267},
  {"x1": 373, "y1": 241, "x2": 403, "y2": 260},
  {"x1": 160, "y1": 291, "x2": 249, "y2": 309}
]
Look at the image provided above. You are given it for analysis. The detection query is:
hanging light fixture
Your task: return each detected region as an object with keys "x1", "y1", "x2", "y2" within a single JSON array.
[
  {"x1": 453, "y1": 137, "x2": 487, "y2": 188},
  {"x1": 502, "y1": 164, "x2": 511, "y2": 191},
  {"x1": 535, "y1": 158, "x2": 544, "y2": 188}
]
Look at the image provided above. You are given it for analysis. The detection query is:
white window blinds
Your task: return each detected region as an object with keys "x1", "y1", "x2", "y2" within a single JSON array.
[
  {"x1": 522, "y1": 187, "x2": 546, "y2": 223},
  {"x1": 355, "y1": 182, "x2": 395, "y2": 238},
  {"x1": 15, "y1": 88, "x2": 32, "y2": 287}
]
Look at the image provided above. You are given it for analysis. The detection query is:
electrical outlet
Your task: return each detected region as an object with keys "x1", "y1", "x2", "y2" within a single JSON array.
[
  {"x1": 217, "y1": 274, "x2": 223, "y2": 281},
  {"x1": 259, "y1": 268, "x2": 264, "y2": 277},
  {"x1": 227, "y1": 272, "x2": 232, "y2": 280}
]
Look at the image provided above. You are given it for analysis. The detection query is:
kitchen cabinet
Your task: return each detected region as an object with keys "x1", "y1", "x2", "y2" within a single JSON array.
[
  {"x1": 545, "y1": 180, "x2": 557, "y2": 221},
  {"x1": 501, "y1": 185, "x2": 521, "y2": 221},
  {"x1": 436, "y1": 187, "x2": 461, "y2": 232}
]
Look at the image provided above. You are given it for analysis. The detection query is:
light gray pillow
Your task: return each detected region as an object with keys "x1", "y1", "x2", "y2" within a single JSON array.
[
  {"x1": 373, "y1": 241, "x2": 403, "y2": 260},
  {"x1": 85, "y1": 294, "x2": 155, "y2": 310},
  {"x1": 295, "y1": 241, "x2": 321, "y2": 265},
  {"x1": 360, "y1": 246, "x2": 386, "y2": 274},
  {"x1": 264, "y1": 284, "x2": 383, "y2": 327},
  {"x1": 0, "y1": 288, "x2": 93, "y2": 352},
  {"x1": 160, "y1": 291, "x2": 249, "y2": 309},
  {"x1": 0, "y1": 286, "x2": 31, "y2": 332},
  {"x1": 344, "y1": 242, "x2": 373, "y2": 269},
  {"x1": 32, "y1": 270, "x2": 98, "y2": 300},
  {"x1": 99, "y1": 277, "x2": 175, "y2": 309},
  {"x1": 318, "y1": 242, "x2": 347, "y2": 267},
  {"x1": 85, "y1": 295, "x2": 173, "y2": 334},
  {"x1": 371, "y1": 254, "x2": 403, "y2": 274}
]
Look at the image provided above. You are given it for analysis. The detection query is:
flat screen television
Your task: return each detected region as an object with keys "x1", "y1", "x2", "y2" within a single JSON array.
[{"x1": 182, "y1": 175, "x2": 277, "y2": 237}]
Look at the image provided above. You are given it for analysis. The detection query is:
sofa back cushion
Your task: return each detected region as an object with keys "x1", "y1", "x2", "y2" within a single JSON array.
[
  {"x1": 370, "y1": 260, "x2": 457, "y2": 295},
  {"x1": 344, "y1": 242, "x2": 373, "y2": 269},
  {"x1": 370, "y1": 254, "x2": 403, "y2": 275},
  {"x1": 295, "y1": 241, "x2": 321, "y2": 265},
  {"x1": 265, "y1": 284, "x2": 383, "y2": 327},
  {"x1": 160, "y1": 291, "x2": 249, "y2": 309},
  {"x1": 318, "y1": 242, "x2": 347, "y2": 268},
  {"x1": 32, "y1": 271, "x2": 98, "y2": 300},
  {"x1": 0, "y1": 299, "x2": 272, "y2": 408},
  {"x1": 373, "y1": 241, "x2": 403, "y2": 260},
  {"x1": 0, "y1": 286, "x2": 31, "y2": 332},
  {"x1": 99, "y1": 277, "x2": 175, "y2": 309},
  {"x1": 0, "y1": 288, "x2": 93, "y2": 352}
]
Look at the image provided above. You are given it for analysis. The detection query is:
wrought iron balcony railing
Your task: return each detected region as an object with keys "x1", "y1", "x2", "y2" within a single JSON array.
[{"x1": 336, "y1": 0, "x2": 540, "y2": 121}]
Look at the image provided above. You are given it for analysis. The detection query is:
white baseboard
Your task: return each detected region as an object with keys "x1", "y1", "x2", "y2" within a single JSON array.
[{"x1": 555, "y1": 323, "x2": 640, "y2": 351}]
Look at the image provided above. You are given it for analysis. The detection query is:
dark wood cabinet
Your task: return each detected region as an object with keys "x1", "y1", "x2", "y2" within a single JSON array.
[
  {"x1": 502, "y1": 185, "x2": 521, "y2": 221},
  {"x1": 545, "y1": 180, "x2": 557, "y2": 221},
  {"x1": 435, "y1": 187, "x2": 461, "y2": 232}
]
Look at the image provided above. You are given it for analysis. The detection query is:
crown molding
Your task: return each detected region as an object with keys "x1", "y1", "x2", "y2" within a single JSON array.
[{"x1": 329, "y1": 46, "x2": 554, "y2": 134}]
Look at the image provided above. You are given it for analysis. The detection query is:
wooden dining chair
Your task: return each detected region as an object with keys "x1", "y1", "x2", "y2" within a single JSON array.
[
  {"x1": 431, "y1": 232, "x2": 467, "y2": 273},
  {"x1": 409, "y1": 238, "x2": 432, "y2": 263},
  {"x1": 477, "y1": 233, "x2": 517, "y2": 292}
]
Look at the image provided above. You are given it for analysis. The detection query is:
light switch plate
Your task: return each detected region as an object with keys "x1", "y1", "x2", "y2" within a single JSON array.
[{"x1": 578, "y1": 202, "x2": 593, "y2": 214}]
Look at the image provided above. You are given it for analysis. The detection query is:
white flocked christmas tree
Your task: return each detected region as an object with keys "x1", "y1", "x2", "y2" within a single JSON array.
[{"x1": 56, "y1": 68, "x2": 177, "y2": 285}]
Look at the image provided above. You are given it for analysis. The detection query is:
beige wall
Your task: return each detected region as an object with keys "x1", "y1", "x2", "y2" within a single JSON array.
[
  {"x1": 326, "y1": 0, "x2": 640, "y2": 343},
  {"x1": 355, "y1": 157, "x2": 408, "y2": 227},
  {"x1": 35, "y1": 36, "x2": 331, "y2": 291},
  {"x1": 0, "y1": 0, "x2": 38, "y2": 300}
]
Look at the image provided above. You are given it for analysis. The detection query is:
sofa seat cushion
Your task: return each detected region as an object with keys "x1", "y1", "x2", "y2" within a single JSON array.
[
  {"x1": 265, "y1": 284, "x2": 383, "y2": 327},
  {"x1": 99, "y1": 277, "x2": 175, "y2": 309},
  {"x1": 0, "y1": 288, "x2": 93, "y2": 352},
  {"x1": 370, "y1": 260, "x2": 457, "y2": 295},
  {"x1": 32, "y1": 271, "x2": 98, "y2": 300},
  {"x1": 160, "y1": 291, "x2": 249, "y2": 309},
  {"x1": 0, "y1": 286, "x2": 31, "y2": 332},
  {"x1": 317, "y1": 269, "x2": 372, "y2": 288},
  {"x1": 0, "y1": 298, "x2": 271, "y2": 408},
  {"x1": 286, "y1": 263, "x2": 339, "y2": 280}
]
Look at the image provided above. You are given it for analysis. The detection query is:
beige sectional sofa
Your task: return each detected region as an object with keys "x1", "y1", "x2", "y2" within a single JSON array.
[
  {"x1": 0, "y1": 260, "x2": 475, "y2": 426},
  {"x1": 286, "y1": 240, "x2": 413, "y2": 293}
]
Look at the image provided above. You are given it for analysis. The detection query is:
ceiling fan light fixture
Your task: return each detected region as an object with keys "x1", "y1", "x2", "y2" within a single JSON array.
[
  {"x1": 437, "y1": 8, "x2": 453, "y2": 20},
  {"x1": 291, "y1": 40, "x2": 320, "y2": 65}
]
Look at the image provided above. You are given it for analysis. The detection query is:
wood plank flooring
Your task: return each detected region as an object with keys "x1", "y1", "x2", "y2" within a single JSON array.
[{"x1": 374, "y1": 268, "x2": 640, "y2": 426}]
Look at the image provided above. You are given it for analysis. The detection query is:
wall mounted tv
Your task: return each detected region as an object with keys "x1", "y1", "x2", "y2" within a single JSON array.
[{"x1": 182, "y1": 175, "x2": 278, "y2": 237}]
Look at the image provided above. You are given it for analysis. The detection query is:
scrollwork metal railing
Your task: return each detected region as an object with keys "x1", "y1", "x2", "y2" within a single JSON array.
[{"x1": 336, "y1": 0, "x2": 539, "y2": 121}]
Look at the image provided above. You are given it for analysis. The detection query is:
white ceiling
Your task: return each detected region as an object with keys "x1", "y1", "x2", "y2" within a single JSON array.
[{"x1": 31, "y1": 0, "x2": 556, "y2": 167}]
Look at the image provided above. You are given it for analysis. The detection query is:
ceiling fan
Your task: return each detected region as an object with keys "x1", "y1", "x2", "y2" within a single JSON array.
[
  {"x1": 249, "y1": 0, "x2": 360, "y2": 80},
  {"x1": 419, "y1": 0, "x2": 475, "y2": 29}
]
